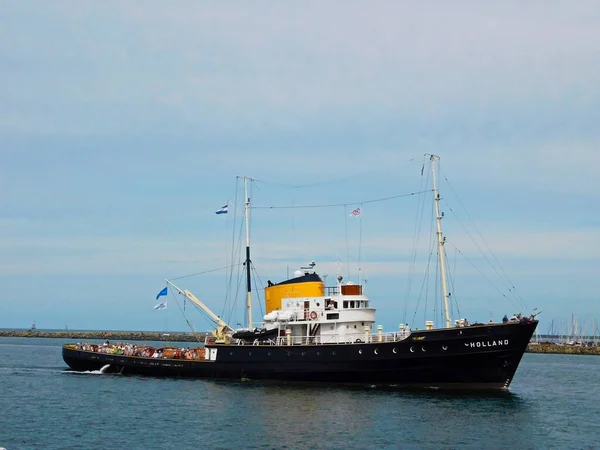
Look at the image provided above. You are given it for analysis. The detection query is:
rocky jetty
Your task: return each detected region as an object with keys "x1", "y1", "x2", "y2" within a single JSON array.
[
  {"x1": 0, "y1": 330, "x2": 208, "y2": 342},
  {"x1": 527, "y1": 343, "x2": 600, "y2": 356}
]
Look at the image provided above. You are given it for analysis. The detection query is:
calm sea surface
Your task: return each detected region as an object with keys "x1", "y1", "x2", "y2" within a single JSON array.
[{"x1": 1, "y1": 337, "x2": 599, "y2": 450}]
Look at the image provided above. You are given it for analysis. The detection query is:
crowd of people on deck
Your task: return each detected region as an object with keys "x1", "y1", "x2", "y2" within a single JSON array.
[{"x1": 76, "y1": 341, "x2": 206, "y2": 360}]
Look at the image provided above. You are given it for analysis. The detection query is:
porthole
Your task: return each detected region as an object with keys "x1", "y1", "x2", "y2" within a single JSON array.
[
  {"x1": 354, "y1": 325, "x2": 357, "y2": 329},
  {"x1": 421, "y1": 346, "x2": 426, "y2": 352},
  {"x1": 248, "y1": 352, "x2": 252, "y2": 356},
  {"x1": 268, "y1": 352, "x2": 272, "y2": 356},
  {"x1": 392, "y1": 348, "x2": 397, "y2": 354},
  {"x1": 442, "y1": 345, "x2": 448, "y2": 351},
  {"x1": 358, "y1": 349, "x2": 363, "y2": 355},
  {"x1": 301, "y1": 352, "x2": 306, "y2": 356},
  {"x1": 316, "y1": 352, "x2": 320, "y2": 356},
  {"x1": 230, "y1": 352, "x2": 234, "y2": 355},
  {"x1": 374, "y1": 349, "x2": 379, "y2": 355},
  {"x1": 287, "y1": 352, "x2": 291, "y2": 356},
  {"x1": 316, "y1": 302, "x2": 320, "y2": 306},
  {"x1": 332, "y1": 351, "x2": 336, "y2": 356},
  {"x1": 410, "y1": 347, "x2": 414, "y2": 353}
]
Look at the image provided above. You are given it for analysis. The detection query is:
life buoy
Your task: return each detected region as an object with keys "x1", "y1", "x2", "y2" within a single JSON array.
[{"x1": 309, "y1": 311, "x2": 318, "y2": 320}]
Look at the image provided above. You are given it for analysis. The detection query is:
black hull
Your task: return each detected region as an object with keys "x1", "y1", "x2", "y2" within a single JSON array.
[{"x1": 63, "y1": 320, "x2": 537, "y2": 390}]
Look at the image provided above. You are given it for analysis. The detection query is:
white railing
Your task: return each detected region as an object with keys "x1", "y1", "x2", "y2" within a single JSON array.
[{"x1": 232, "y1": 331, "x2": 411, "y2": 346}]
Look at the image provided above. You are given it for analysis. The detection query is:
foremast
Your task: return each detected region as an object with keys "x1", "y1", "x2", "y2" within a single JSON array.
[
  {"x1": 429, "y1": 154, "x2": 452, "y2": 328},
  {"x1": 243, "y1": 176, "x2": 253, "y2": 330}
]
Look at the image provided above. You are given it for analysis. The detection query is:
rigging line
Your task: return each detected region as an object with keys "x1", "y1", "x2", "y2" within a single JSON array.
[
  {"x1": 291, "y1": 187, "x2": 298, "y2": 232},
  {"x1": 444, "y1": 238, "x2": 523, "y2": 312},
  {"x1": 344, "y1": 205, "x2": 350, "y2": 279},
  {"x1": 169, "y1": 263, "x2": 245, "y2": 281},
  {"x1": 450, "y1": 246, "x2": 461, "y2": 319},
  {"x1": 225, "y1": 267, "x2": 246, "y2": 328},
  {"x1": 444, "y1": 246, "x2": 461, "y2": 320},
  {"x1": 404, "y1": 155, "x2": 431, "y2": 323},
  {"x1": 442, "y1": 199, "x2": 528, "y2": 311},
  {"x1": 251, "y1": 158, "x2": 422, "y2": 190},
  {"x1": 225, "y1": 216, "x2": 246, "y2": 325},
  {"x1": 222, "y1": 211, "x2": 245, "y2": 321},
  {"x1": 224, "y1": 179, "x2": 242, "y2": 318},
  {"x1": 187, "y1": 301, "x2": 219, "y2": 335},
  {"x1": 410, "y1": 185, "x2": 437, "y2": 326},
  {"x1": 443, "y1": 176, "x2": 526, "y2": 307},
  {"x1": 411, "y1": 241, "x2": 436, "y2": 327},
  {"x1": 250, "y1": 264, "x2": 265, "y2": 319},
  {"x1": 251, "y1": 189, "x2": 433, "y2": 210},
  {"x1": 168, "y1": 290, "x2": 202, "y2": 343},
  {"x1": 358, "y1": 205, "x2": 363, "y2": 284},
  {"x1": 222, "y1": 262, "x2": 243, "y2": 329}
]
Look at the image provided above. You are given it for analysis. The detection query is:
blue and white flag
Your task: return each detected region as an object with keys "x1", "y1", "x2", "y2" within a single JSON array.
[
  {"x1": 154, "y1": 300, "x2": 168, "y2": 310},
  {"x1": 215, "y1": 204, "x2": 228, "y2": 215},
  {"x1": 156, "y1": 287, "x2": 168, "y2": 300}
]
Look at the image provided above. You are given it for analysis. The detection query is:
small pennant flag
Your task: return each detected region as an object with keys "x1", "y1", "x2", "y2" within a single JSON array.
[
  {"x1": 156, "y1": 287, "x2": 168, "y2": 300},
  {"x1": 154, "y1": 300, "x2": 168, "y2": 310},
  {"x1": 215, "y1": 204, "x2": 228, "y2": 215},
  {"x1": 350, "y1": 207, "x2": 362, "y2": 217}
]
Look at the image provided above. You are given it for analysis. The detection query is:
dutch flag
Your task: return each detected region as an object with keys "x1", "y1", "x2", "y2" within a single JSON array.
[{"x1": 215, "y1": 204, "x2": 228, "y2": 215}]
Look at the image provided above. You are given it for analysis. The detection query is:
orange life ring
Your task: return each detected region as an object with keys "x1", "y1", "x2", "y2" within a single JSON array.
[{"x1": 309, "y1": 311, "x2": 318, "y2": 320}]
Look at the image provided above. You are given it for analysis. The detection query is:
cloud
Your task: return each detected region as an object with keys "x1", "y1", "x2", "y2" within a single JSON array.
[
  {"x1": 1, "y1": 1, "x2": 599, "y2": 136},
  {"x1": 1, "y1": 2, "x2": 599, "y2": 329}
]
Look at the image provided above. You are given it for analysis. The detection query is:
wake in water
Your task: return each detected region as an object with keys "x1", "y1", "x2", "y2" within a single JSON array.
[{"x1": 65, "y1": 364, "x2": 115, "y2": 375}]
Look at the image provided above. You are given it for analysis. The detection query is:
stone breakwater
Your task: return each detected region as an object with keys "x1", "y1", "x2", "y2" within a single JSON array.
[
  {"x1": 0, "y1": 330, "x2": 208, "y2": 342},
  {"x1": 527, "y1": 343, "x2": 600, "y2": 356}
]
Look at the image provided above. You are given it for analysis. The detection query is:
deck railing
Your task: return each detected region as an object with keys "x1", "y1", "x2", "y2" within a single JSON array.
[{"x1": 230, "y1": 331, "x2": 411, "y2": 346}]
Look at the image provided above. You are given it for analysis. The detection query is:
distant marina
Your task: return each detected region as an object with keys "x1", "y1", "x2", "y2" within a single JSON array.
[
  {"x1": 526, "y1": 314, "x2": 600, "y2": 355},
  {"x1": 527, "y1": 342, "x2": 600, "y2": 356}
]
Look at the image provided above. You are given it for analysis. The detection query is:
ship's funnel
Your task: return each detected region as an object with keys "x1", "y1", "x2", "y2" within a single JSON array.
[{"x1": 265, "y1": 272, "x2": 324, "y2": 314}]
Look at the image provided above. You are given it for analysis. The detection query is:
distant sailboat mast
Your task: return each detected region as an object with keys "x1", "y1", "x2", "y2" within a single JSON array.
[{"x1": 430, "y1": 154, "x2": 452, "y2": 328}]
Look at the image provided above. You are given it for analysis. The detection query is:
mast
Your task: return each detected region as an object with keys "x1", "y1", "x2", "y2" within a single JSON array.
[
  {"x1": 430, "y1": 154, "x2": 452, "y2": 328},
  {"x1": 243, "y1": 176, "x2": 253, "y2": 329}
]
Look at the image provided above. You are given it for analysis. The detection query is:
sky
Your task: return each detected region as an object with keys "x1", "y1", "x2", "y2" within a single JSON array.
[{"x1": 1, "y1": 1, "x2": 599, "y2": 335}]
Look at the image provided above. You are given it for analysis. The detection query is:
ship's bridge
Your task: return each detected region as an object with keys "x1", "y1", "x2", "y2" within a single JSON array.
[{"x1": 263, "y1": 265, "x2": 376, "y2": 344}]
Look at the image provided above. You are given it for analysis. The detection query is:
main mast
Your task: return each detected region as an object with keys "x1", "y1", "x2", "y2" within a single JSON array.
[
  {"x1": 430, "y1": 154, "x2": 452, "y2": 328},
  {"x1": 243, "y1": 176, "x2": 253, "y2": 330}
]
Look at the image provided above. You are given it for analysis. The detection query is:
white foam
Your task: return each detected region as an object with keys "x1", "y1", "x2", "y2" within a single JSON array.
[{"x1": 65, "y1": 364, "x2": 112, "y2": 375}]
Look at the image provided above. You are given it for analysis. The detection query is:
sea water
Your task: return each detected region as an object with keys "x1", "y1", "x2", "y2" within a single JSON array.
[{"x1": 1, "y1": 337, "x2": 599, "y2": 450}]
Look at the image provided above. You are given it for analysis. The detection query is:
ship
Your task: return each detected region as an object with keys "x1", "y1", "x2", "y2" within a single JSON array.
[{"x1": 63, "y1": 155, "x2": 538, "y2": 389}]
